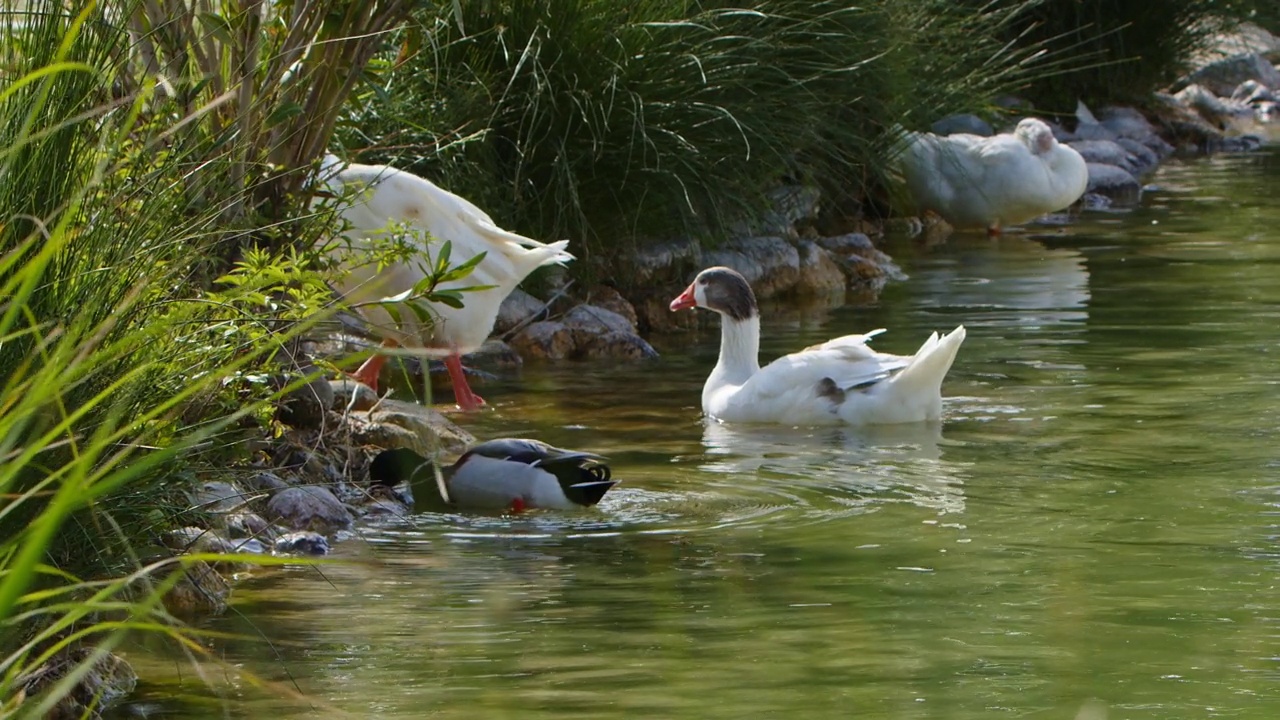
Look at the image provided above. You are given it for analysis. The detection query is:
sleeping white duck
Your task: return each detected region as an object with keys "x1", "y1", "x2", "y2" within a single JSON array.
[
  {"x1": 369, "y1": 440, "x2": 617, "y2": 512},
  {"x1": 670, "y1": 267, "x2": 966, "y2": 425},
  {"x1": 318, "y1": 155, "x2": 573, "y2": 410},
  {"x1": 898, "y1": 117, "x2": 1088, "y2": 236}
]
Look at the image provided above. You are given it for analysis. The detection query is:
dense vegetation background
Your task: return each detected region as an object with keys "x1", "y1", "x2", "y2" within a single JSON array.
[{"x1": 1, "y1": 0, "x2": 1275, "y2": 714}]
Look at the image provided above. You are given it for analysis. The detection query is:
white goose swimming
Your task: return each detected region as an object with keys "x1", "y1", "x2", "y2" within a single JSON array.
[
  {"x1": 670, "y1": 267, "x2": 966, "y2": 425},
  {"x1": 898, "y1": 117, "x2": 1088, "y2": 235},
  {"x1": 369, "y1": 440, "x2": 617, "y2": 512},
  {"x1": 318, "y1": 155, "x2": 573, "y2": 410}
]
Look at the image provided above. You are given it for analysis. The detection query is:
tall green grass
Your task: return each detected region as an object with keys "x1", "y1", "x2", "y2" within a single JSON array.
[
  {"x1": 337, "y1": 0, "x2": 1043, "y2": 272},
  {"x1": 970, "y1": 0, "x2": 1279, "y2": 110},
  {"x1": 0, "y1": 0, "x2": 416, "y2": 714}
]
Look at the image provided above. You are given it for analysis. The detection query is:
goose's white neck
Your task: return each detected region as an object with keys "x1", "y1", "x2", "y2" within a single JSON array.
[{"x1": 705, "y1": 314, "x2": 761, "y2": 401}]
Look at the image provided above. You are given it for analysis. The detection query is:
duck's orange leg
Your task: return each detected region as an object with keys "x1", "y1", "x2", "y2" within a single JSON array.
[
  {"x1": 444, "y1": 351, "x2": 486, "y2": 411},
  {"x1": 349, "y1": 338, "x2": 397, "y2": 392}
]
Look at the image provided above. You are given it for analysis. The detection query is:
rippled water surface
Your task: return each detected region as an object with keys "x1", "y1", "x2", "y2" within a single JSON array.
[{"x1": 125, "y1": 145, "x2": 1280, "y2": 719}]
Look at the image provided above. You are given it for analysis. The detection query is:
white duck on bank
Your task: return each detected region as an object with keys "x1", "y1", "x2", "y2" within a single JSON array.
[
  {"x1": 669, "y1": 267, "x2": 966, "y2": 426},
  {"x1": 369, "y1": 440, "x2": 617, "y2": 512},
  {"x1": 898, "y1": 117, "x2": 1088, "y2": 235},
  {"x1": 317, "y1": 155, "x2": 573, "y2": 410}
]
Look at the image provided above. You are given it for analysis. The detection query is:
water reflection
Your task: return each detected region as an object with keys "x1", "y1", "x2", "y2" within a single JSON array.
[{"x1": 700, "y1": 420, "x2": 966, "y2": 516}]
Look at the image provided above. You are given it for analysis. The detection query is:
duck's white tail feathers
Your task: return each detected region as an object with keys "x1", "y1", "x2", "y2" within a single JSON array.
[
  {"x1": 884, "y1": 325, "x2": 967, "y2": 418},
  {"x1": 504, "y1": 237, "x2": 574, "y2": 276}
]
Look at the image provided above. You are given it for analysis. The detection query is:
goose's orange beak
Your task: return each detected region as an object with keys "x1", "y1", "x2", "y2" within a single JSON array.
[{"x1": 669, "y1": 284, "x2": 697, "y2": 311}]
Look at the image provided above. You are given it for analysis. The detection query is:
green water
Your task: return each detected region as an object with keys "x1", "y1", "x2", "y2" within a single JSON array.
[{"x1": 126, "y1": 146, "x2": 1280, "y2": 719}]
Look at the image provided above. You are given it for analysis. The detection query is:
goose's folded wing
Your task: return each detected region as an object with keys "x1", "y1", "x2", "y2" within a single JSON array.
[{"x1": 735, "y1": 331, "x2": 909, "y2": 404}]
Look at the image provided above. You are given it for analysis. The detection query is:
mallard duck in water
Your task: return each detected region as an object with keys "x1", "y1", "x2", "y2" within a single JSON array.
[{"x1": 369, "y1": 439, "x2": 617, "y2": 512}]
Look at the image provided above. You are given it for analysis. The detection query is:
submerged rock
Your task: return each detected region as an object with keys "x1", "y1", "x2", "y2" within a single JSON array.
[
  {"x1": 274, "y1": 530, "x2": 330, "y2": 555},
  {"x1": 161, "y1": 559, "x2": 231, "y2": 616},
  {"x1": 19, "y1": 646, "x2": 137, "y2": 720},
  {"x1": 266, "y1": 485, "x2": 353, "y2": 534},
  {"x1": 701, "y1": 236, "x2": 800, "y2": 299},
  {"x1": 1114, "y1": 138, "x2": 1161, "y2": 176},
  {"x1": 510, "y1": 320, "x2": 575, "y2": 361},
  {"x1": 1085, "y1": 163, "x2": 1142, "y2": 206}
]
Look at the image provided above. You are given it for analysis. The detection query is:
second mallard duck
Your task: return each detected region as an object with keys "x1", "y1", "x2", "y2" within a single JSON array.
[{"x1": 370, "y1": 439, "x2": 618, "y2": 512}]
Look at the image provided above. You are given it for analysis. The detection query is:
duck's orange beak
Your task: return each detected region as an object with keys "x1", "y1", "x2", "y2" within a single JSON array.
[{"x1": 669, "y1": 283, "x2": 697, "y2": 311}]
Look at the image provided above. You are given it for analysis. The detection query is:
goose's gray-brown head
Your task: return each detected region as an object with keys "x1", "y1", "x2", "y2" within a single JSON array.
[{"x1": 669, "y1": 266, "x2": 758, "y2": 322}]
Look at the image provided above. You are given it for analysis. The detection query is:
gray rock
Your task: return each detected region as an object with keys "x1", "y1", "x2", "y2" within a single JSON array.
[
  {"x1": 632, "y1": 292, "x2": 701, "y2": 334},
  {"x1": 562, "y1": 304, "x2": 635, "y2": 336},
  {"x1": 1068, "y1": 140, "x2": 1138, "y2": 174},
  {"x1": 266, "y1": 485, "x2": 353, "y2": 534},
  {"x1": 1174, "y1": 83, "x2": 1254, "y2": 128},
  {"x1": 1150, "y1": 92, "x2": 1226, "y2": 148},
  {"x1": 20, "y1": 647, "x2": 137, "y2": 720},
  {"x1": 329, "y1": 376, "x2": 379, "y2": 411},
  {"x1": 510, "y1": 320, "x2": 576, "y2": 361},
  {"x1": 274, "y1": 530, "x2": 330, "y2": 555},
  {"x1": 814, "y1": 233, "x2": 907, "y2": 283},
  {"x1": 930, "y1": 113, "x2": 993, "y2": 137},
  {"x1": 765, "y1": 184, "x2": 822, "y2": 232},
  {"x1": 1231, "y1": 79, "x2": 1276, "y2": 104},
  {"x1": 793, "y1": 241, "x2": 847, "y2": 296},
  {"x1": 159, "y1": 559, "x2": 230, "y2": 615},
  {"x1": 1047, "y1": 121, "x2": 1075, "y2": 143},
  {"x1": 279, "y1": 371, "x2": 334, "y2": 430},
  {"x1": 585, "y1": 285, "x2": 640, "y2": 329},
  {"x1": 463, "y1": 338, "x2": 523, "y2": 369},
  {"x1": 493, "y1": 287, "x2": 547, "y2": 335},
  {"x1": 243, "y1": 470, "x2": 290, "y2": 495},
  {"x1": 1114, "y1": 138, "x2": 1160, "y2": 176},
  {"x1": 577, "y1": 331, "x2": 660, "y2": 360},
  {"x1": 1079, "y1": 193, "x2": 1113, "y2": 211},
  {"x1": 222, "y1": 511, "x2": 275, "y2": 540},
  {"x1": 189, "y1": 481, "x2": 248, "y2": 514},
  {"x1": 362, "y1": 398, "x2": 476, "y2": 454},
  {"x1": 630, "y1": 238, "x2": 701, "y2": 284},
  {"x1": 1179, "y1": 52, "x2": 1280, "y2": 98},
  {"x1": 1071, "y1": 121, "x2": 1118, "y2": 142},
  {"x1": 1214, "y1": 134, "x2": 1264, "y2": 152},
  {"x1": 700, "y1": 236, "x2": 800, "y2": 298},
  {"x1": 1097, "y1": 106, "x2": 1159, "y2": 141},
  {"x1": 1085, "y1": 163, "x2": 1142, "y2": 206}
]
